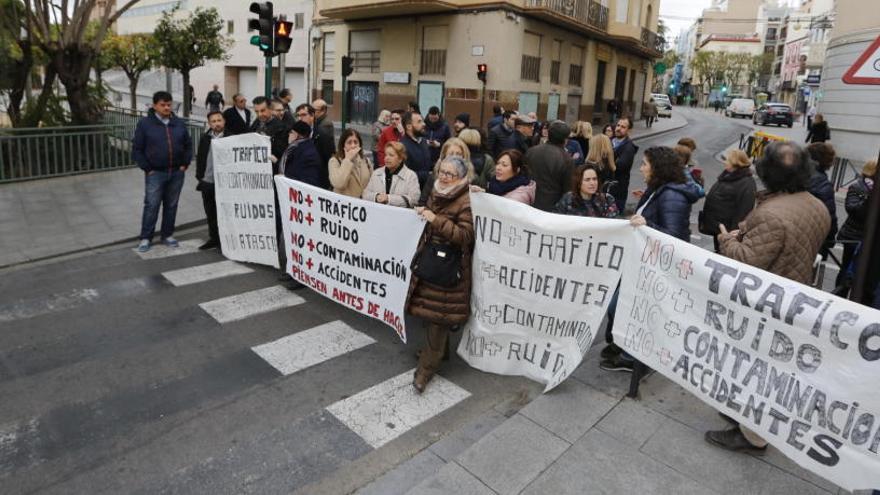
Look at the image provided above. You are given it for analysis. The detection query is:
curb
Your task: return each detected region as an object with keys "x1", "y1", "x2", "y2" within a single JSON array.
[
  {"x1": 0, "y1": 219, "x2": 208, "y2": 271},
  {"x1": 630, "y1": 114, "x2": 690, "y2": 143}
]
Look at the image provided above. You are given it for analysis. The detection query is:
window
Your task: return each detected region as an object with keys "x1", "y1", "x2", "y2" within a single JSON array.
[
  {"x1": 420, "y1": 26, "x2": 448, "y2": 75},
  {"x1": 569, "y1": 45, "x2": 584, "y2": 86},
  {"x1": 615, "y1": 0, "x2": 628, "y2": 23},
  {"x1": 321, "y1": 80, "x2": 334, "y2": 105},
  {"x1": 350, "y1": 30, "x2": 381, "y2": 73},
  {"x1": 550, "y1": 40, "x2": 561, "y2": 84},
  {"x1": 521, "y1": 32, "x2": 541, "y2": 82},
  {"x1": 323, "y1": 33, "x2": 335, "y2": 72},
  {"x1": 294, "y1": 13, "x2": 304, "y2": 30},
  {"x1": 227, "y1": 20, "x2": 234, "y2": 34}
]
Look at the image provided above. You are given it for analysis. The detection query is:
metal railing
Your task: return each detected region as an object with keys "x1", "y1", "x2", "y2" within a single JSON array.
[
  {"x1": 350, "y1": 50, "x2": 381, "y2": 73},
  {"x1": 525, "y1": 0, "x2": 608, "y2": 31},
  {"x1": 521, "y1": 55, "x2": 541, "y2": 82},
  {"x1": 550, "y1": 61, "x2": 561, "y2": 84},
  {"x1": 0, "y1": 109, "x2": 205, "y2": 184},
  {"x1": 569, "y1": 64, "x2": 583, "y2": 86},
  {"x1": 641, "y1": 28, "x2": 665, "y2": 53},
  {"x1": 419, "y1": 49, "x2": 447, "y2": 75}
]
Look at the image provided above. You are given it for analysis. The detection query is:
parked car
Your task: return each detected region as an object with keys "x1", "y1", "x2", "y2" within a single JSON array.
[
  {"x1": 725, "y1": 98, "x2": 756, "y2": 118},
  {"x1": 651, "y1": 93, "x2": 672, "y2": 118},
  {"x1": 753, "y1": 103, "x2": 794, "y2": 127}
]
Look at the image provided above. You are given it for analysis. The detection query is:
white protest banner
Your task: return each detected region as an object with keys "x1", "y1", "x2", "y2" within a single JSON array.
[
  {"x1": 613, "y1": 227, "x2": 880, "y2": 491},
  {"x1": 212, "y1": 133, "x2": 279, "y2": 268},
  {"x1": 458, "y1": 192, "x2": 631, "y2": 391},
  {"x1": 275, "y1": 177, "x2": 425, "y2": 342}
]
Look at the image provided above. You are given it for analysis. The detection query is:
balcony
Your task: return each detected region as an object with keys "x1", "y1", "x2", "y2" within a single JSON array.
[
  {"x1": 641, "y1": 28, "x2": 665, "y2": 53},
  {"x1": 523, "y1": 0, "x2": 608, "y2": 33},
  {"x1": 318, "y1": 0, "x2": 460, "y2": 20}
]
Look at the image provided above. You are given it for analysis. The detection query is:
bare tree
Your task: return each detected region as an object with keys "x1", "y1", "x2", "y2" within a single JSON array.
[{"x1": 24, "y1": 0, "x2": 144, "y2": 124}]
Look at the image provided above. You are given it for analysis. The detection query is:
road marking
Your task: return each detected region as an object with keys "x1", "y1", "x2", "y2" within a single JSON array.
[
  {"x1": 200, "y1": 286, "x2": 306, "y2": 324},
  {"x1": 252, "y1": 321, "x2": 375, "y2": 375},
  {"x1": 134, "y1": 239, "x2": 204, "y2": 260},
  {"x1": 0, "y1": 288, "x2": 99, "y2": 323},
  {"x1": 0, "y1": 418, "x2": 41, "y2": 477},
  {"x1": 161, "y1": 260, "x2": 253, "y2": 286},
  {"x1": 326, "y1": 369, "x2": 471, "y2": 449}
]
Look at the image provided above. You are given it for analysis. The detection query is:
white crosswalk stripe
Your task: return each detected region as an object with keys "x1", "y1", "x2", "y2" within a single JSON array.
[
  {"x1": 199, "y1": 286, "x2": 306, "y2": 324},
  {"x1": 326, "y1": 369, "x2": 471, "y2": 449},
  {"x1": 251, "y1": 320, "x2": 376, "y2": 375},
  {"x1": 161, "y1": 260, "x2": 254, "y2": 286},
  {"x1": 134, "y1": 239, "x2": 205, "y2": 260}
]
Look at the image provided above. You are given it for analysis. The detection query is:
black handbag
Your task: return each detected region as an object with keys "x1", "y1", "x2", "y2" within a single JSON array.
[{"x1": 412, "y1": 241, "x2": 462, "y2": 288}]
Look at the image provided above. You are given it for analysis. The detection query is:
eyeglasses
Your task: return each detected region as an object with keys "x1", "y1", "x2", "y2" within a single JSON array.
[{"x1": 438, "y1": 170, "x2": 459, "y2": 179}]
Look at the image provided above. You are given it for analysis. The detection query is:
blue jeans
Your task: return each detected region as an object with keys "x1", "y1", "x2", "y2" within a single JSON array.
[{"x1": 140, "y1": 169, "x2": 185, "y2": 240}]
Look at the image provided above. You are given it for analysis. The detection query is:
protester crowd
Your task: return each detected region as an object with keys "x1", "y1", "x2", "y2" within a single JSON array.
[{"x1": 131, "y1": 90, "x2": 878, "y2": 462}]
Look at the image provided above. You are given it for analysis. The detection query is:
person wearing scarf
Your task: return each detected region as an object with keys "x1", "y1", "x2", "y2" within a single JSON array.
[{"x1": 471, "y1": 149, "x2": 535, "y2": 205}]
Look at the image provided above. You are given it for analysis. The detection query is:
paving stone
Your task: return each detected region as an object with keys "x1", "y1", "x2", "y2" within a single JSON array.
[
  {"x1": 518, "y1": 379, "x2": 619, "y2": 443},
  {"x1": 522, "y1": 429, "x2": 714, "y2": 495},
  {"x1": 407, "y1": 461, "x2": 496, "y2": 495},
  {"x1": 428, "y1": 409, "x2": 507, "y2": 462},
  {"x1": 595, "y1": 397, "x2": 668, "y2": 448},
  {"x1": 641, "y1": 418, "x2": 836, "y2": 495},
  {"x1": 570, "y1": 343, "x2": 632, "y2": 398},
  {"x1": 357, "y1": 449, "x2": 447, "y2": 495},
  {"x1": 456, "y1": 414, "x2": 569, "y2": 495},
  {"x1": 637, "y1": 373, "x2": 730, "y2": 433}
]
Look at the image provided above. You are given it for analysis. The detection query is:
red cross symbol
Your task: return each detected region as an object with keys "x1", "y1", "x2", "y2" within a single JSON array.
[
  {"x1": 305, "y1": 212, "x2": 314, "y2": 226},
  {"x1": 306, "y1": 258, "x2": 314, "y2": 270},
  {"x1": 308, "y1": 239, "x2": 315, "y2": 251},
  {"x1": 305, "y1": 195, "x2": 313, "y2": 207}
]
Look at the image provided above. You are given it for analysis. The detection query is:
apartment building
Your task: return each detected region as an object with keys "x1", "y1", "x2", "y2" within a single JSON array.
[
  {"x1": 116, "y1": 0, "x2": 313, "y2": 107},
  {"x1": 311, "y1": 0, "x2": 664, "y2": 126}
]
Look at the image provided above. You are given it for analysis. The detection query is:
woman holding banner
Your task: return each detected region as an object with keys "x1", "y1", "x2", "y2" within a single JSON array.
[
  {"x1": 629, "y1": 146, "x2": 702, "y2": 241},
  {"x1": 362, "y1": 141, "x2": 421, "y2": 208},
  {"x1": 408, "y1": 156, "x2": 475, "y2": 394},
  {"x1": 470, "y1": 150, "x2": 535, "y2": 205},
  {"x1": 329, "y1": 129, "x2": 372, "y2": 198}
]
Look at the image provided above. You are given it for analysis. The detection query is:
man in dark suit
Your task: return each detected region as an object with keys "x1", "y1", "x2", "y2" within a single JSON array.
[
  {"x1": 222, "y1": 94, "x2": 251, "y2": 135},
  {"x1": 195, "y1": 111, "x2": 226, "y2": 250}
]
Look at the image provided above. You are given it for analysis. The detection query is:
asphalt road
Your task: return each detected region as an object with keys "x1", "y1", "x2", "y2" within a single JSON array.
[{"x1": 0, "y1": 109, "x2": 827, "y2": 494}]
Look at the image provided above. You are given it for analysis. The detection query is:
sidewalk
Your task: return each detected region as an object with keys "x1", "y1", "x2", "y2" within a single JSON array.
[
  {"x1": 344, "y1": 343, "x2": 856, "y2": 495},
  {"x1": 0, "y1": 167, "x2": 204, "y2": 267}
]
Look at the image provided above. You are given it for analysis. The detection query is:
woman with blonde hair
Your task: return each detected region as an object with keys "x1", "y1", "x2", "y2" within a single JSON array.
[
  {"x1": 571, "y1": 121, "x2": 592, "y2": 159},
  {"x1": 584, "y1": 134, "x2": 616, "y2": 184},
  {"x1": 699, "y1": 149, "x2": 756, "y2": 252},
  {"x1": 420, "y1": 137, "x2": 474, "y2": 204},
  {"x1": 459, "y1": 128, "x2": 494, "y2": 186},
  {"x1": 362, "y1": 141, "x2": 420, "y2": 208}
]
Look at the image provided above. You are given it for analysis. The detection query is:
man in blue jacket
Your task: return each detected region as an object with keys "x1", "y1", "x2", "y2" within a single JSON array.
[{"x1": 132, "y1": 91, "x2": 193, "y2": 253}]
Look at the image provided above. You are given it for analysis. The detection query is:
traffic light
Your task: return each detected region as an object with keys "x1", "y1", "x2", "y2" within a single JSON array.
[
  {"x1": 477, "y1": 63, "x2": 488, "y2": 83},
  {"x1": 342, "y1": 55, "x2": 354, "y2": 77},
  {"x1": 248, "y1": 2, "x2": 274, "y2": 54},
  {"x1": 721, "y1": 85, "x2": 728, "y2": 93},
  {"x1": 273, "y1": 19, "x2": 293, "y2": 54},
  {"x1": 669, "y1": 82, "x2": 675, "y2": 90}
]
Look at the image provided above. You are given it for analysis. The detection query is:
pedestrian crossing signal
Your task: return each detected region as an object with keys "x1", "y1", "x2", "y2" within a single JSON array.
[
  {"x1": 477, "y1": 64, "x2": 488, "y2": 83},
  {"x1": 274, "y1": 20, "x2": 293, "y2": 54}
]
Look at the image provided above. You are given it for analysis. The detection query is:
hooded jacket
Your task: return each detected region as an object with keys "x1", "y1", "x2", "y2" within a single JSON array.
[
  {"x1": 635, "y1": 181, "x2": 702, "y2": 241},
  {"x1": 132, "y1": 110, "x2": 193, "y2": 173},
  {"x1": 700, "y1": 167, "x2": 756, "y2": 236},
  {"x1": 527, "y1": 143, "x2": 574, "y2": 212}
]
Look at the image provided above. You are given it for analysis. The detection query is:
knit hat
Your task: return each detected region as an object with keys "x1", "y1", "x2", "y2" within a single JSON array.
[
  {"x1": 455, "y1": 113, "x2": 470, "y2": 127},
  {"x1": 290, "y1": 120, "x2": 312, "y2": 138}
]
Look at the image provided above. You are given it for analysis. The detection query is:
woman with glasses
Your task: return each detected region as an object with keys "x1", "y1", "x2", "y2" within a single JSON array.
[{"x1": 407, "y1": 156, "x2": 475, "y2": 393}]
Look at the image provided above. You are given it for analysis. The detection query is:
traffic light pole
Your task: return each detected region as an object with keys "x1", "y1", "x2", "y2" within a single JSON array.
[
  {"x1": 279, "y1": 53, "x2": 286, "y2": 91},
  {"x1": 265, "y1": 54, "x2": 273, "y2": 99},
  {"x1": 341, "y1": 74, "x2": 347, "y2": 132},
  {"x1": 480, "y1": 80, "x2": 486, "y2": 128}
]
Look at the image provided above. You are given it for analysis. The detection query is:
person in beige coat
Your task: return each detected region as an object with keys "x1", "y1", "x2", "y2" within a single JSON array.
[
  {"x1": 361, "y1": 141, "x2": 421, "y2": 208},
  {"x1": 706, "y1": 141, "x2": 830, "y2": 454},
  {"x1": 329, "y1": 128, "x2": 372, "y2": 198}
]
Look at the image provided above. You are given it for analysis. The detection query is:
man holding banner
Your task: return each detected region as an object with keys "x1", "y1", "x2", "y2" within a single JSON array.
[
  {"x1": 704, "y1": 142, "x2": 831, "y2": 452},
  {"x1": 194, "y1": 111, "x2": 226, "y2": 250}
]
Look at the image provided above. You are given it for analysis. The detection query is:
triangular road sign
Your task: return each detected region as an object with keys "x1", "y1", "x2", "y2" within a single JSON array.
[{"x1": 843, "y1": 34, "x2": 880, "y2": 85}]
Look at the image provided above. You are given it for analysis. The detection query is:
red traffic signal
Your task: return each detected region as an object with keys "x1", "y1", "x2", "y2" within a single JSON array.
[{"x1": 477, "y1": 63, "x2": 488, "y2": 83}]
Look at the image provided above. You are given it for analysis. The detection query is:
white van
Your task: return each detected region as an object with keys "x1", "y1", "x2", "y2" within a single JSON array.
[
  {"x1": 725, "y1": 98, "x2": 755, "y2": 119},
  {"x1": 650, "y1": 94, "x2": 672, "y2": 118}
]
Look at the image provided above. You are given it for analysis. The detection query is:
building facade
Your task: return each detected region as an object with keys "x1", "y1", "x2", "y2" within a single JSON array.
[
  {"x1": 311, "y1": 0, "x2": 664, "y2": 126},
  {"x1": 116, "y1": 0, "x2": 313, "y2": 108}
]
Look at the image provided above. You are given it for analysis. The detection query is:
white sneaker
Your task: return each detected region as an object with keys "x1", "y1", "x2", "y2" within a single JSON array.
[
  {"x1": 162, "y1": 237, "x2": 179, "y2": 247},
  {"x1": 137, "y1": 239, "x2": 151, "y2": 253}
]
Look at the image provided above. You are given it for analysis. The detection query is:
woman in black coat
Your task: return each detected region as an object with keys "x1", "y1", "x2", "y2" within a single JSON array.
[
  {"x1": 836, "y1": 159, "x2": 877, "y2": 288},
  {"x1": 806, "y1": 113, "x2": 830, "y2": 143},
  {"x1": 700, "y1": 149, "x2": 757, "y2": 252},
  {"x1": 630, "y1": 146, "x2": 702, "y2": 241}
]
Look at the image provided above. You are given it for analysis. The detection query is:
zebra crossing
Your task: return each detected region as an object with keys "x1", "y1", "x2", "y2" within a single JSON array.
[{"x1": 0, "y1": 236, "x2": 484, "y2": 493}]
